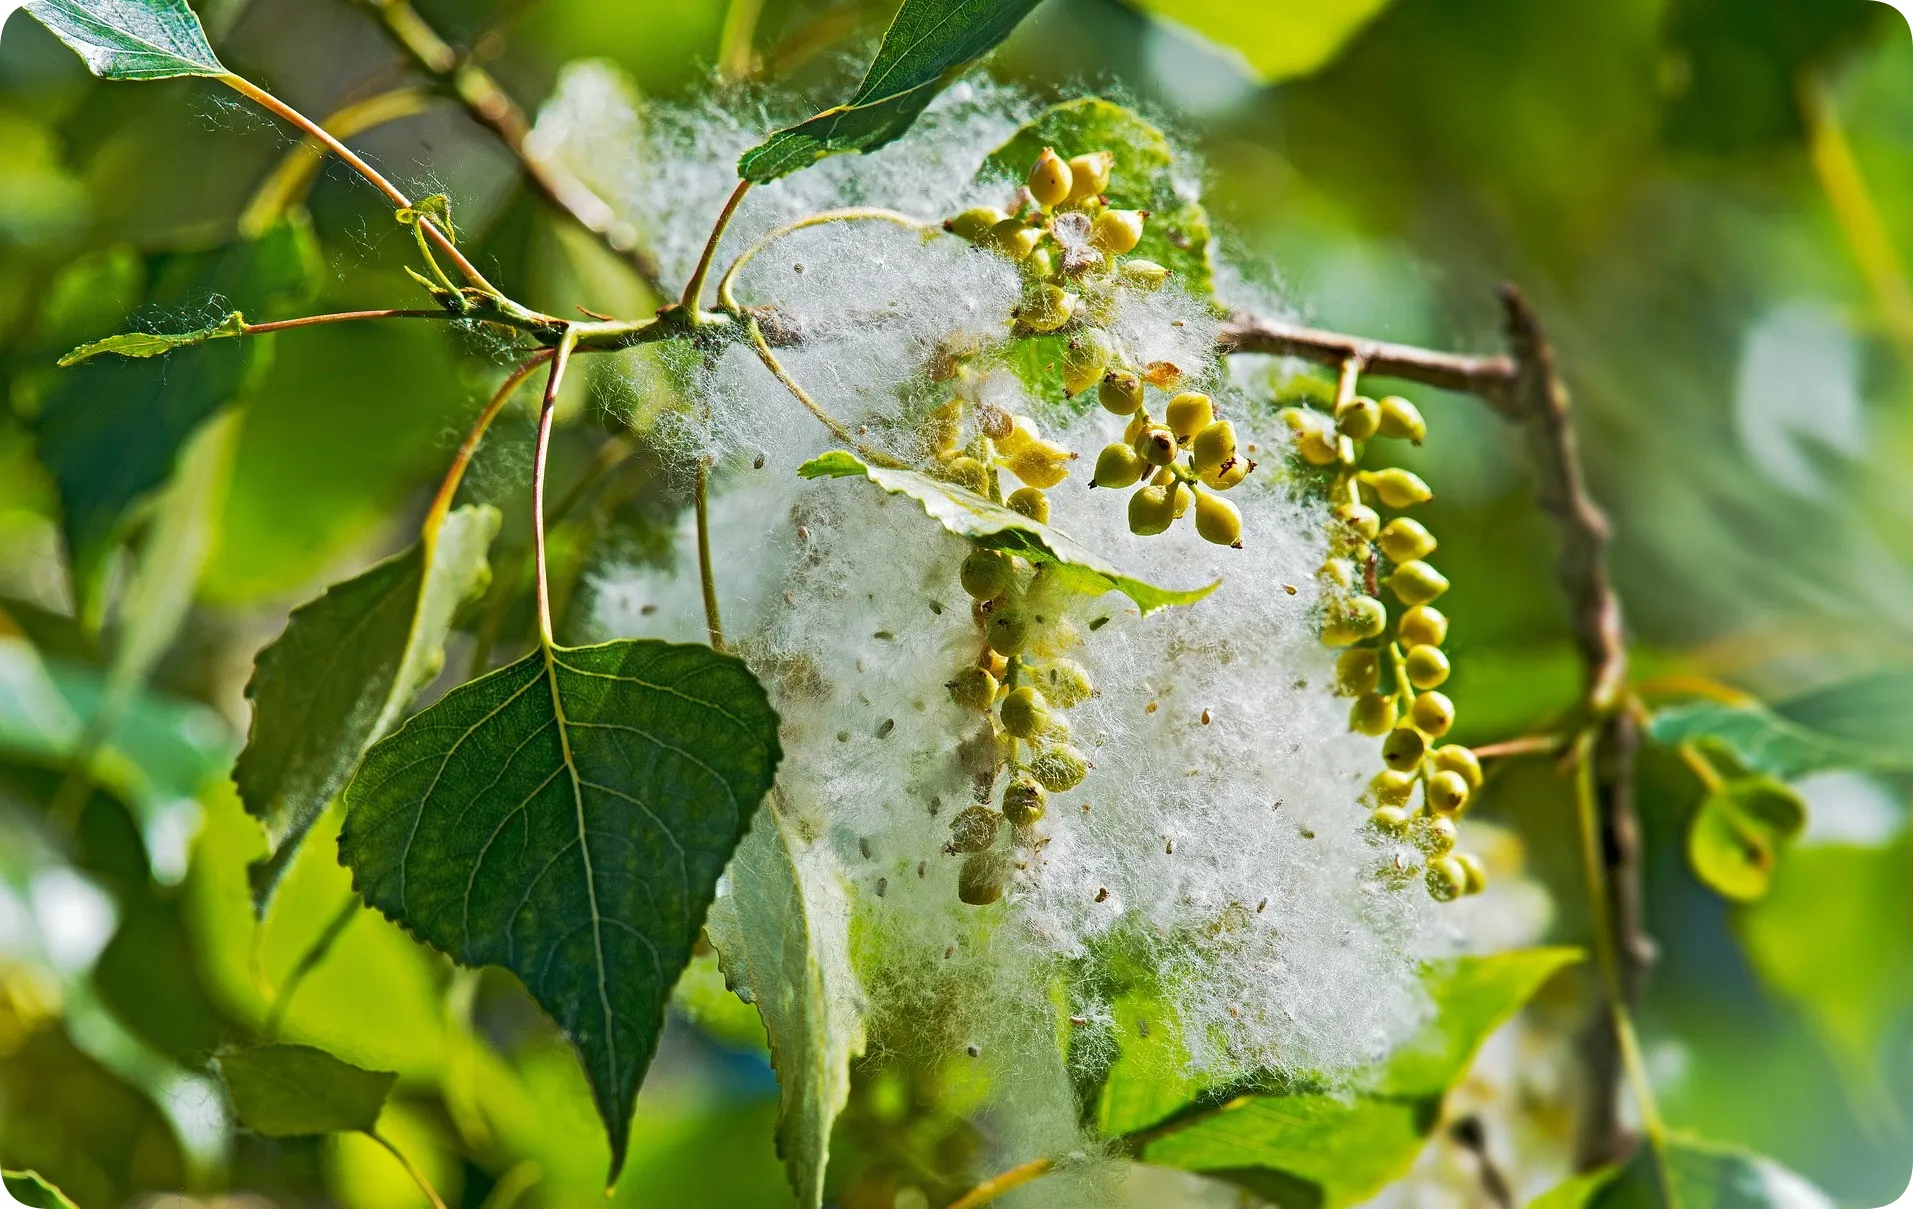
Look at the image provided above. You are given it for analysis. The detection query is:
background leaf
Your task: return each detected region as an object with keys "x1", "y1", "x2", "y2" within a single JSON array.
[
  {"x1": 1535, "y1": 1134, "x2": 1833, "y2": 1209},
  {"x1": 58, "y1": 312, "x2": 244, "y2": 366},
  {"x1": 23, "y1": 0, "x2": 227, "y2": 80},
  {"x1": 1648, "y1": 674, "x2": 1913, "y2": 779},
  {"x1": 798, "y1": 450, "x2": 1216, "y2": 613},
  {"x1": 216, "y1": 1043, "x2": 396, "y2": 1138},
  {"x1": 233, "y1": 504, "x2": 500, "y2": 911},
  {"x1": 1687, "y1": 776, "x2": 1806, "y2": 903},
  {"x1": 339, "y1": 639, "x2": 782, "y2": 1180},
  {"x1": 1370, "y1": 946, "x2": 1582, "y2": 1097},
  {"x1": 2, "y1": 1168, "x2": 81, "y2": 1209},
  {"x1": 737, "y1": 0, "x2": 1042, "y2": 182},
  {"x1": 1120, "y1": 0, "x2": 1397, "y2": 84}
]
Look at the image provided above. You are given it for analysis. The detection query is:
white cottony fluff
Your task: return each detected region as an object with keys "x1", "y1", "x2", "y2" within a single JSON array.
[{"x1": 541, "y1": 71, "x2": 1460, "y2": 1169}]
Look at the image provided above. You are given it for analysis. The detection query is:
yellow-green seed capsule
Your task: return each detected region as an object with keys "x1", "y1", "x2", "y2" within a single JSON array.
[
  {"x1": 948, "y1": 805, "x2": 1001, "y2": 852},
  {"x1": 1319, "y1": 559, "x2": 1356, "y2": 589},
  {"x1": 1349, "y1": 692, "x2": 1398, "y2": 736},
  {"x1": 940, "y1": 456, "x2": 990, "y2": 495},
  {"x1": 1335, "y1": 395, "x2": 1381, "y2": 440},
  {"x1": 987, "y1": 610, "x2": 1031, "y2": 655},
  {"x1": 960, "y1": 548, "x2": 1015, "y2": 600},
  {"x1": 1165, "y1": 392, "x2": 1214, "y2": 440},
  {"x1": 1117, "y1": 259, "x2": 1170, "y2": 290},
  {"x1": 1410, "y1": 690, "x2": 1455, "y2": 737},
  {"x1": 1170, "y1": 481, "x2": 1194, "y2": 519},
  {"x1": 1322, "y1": 594, "x2": 1387, "y2": 646},
  {"x1": 1017, "y1": 283, "x2": 1077, "y2": 332},
  {"x1": 1297, "y1": 428, "x2": 1341, "y2": 466},
  {"x1": 1128, "y1": 483, "x2": 1177, "y2": 535},
  {"x1": 1404, "y1": 643, "x2": 1450, "y2": 689},
  {"x1": 1379, "y1": 517, "x2": 1437, "y2": 563},
  {"x1": 1419, "y1": 814, "x2": 1459, "y2": 857},
  {"x1": 1398, "y1": 604, "x2": 1449, "y2": 648},
  {"x1": 1432, "y1": 744, "x2": 1482, "y2": 791},
  {"x1": 1455, "y1": 852, "x2": 1488, "y2": 895},
  {"x1": 987, "y1": 218, "x2": 1043, "y2": 261},
  {"x1": 1099, "y1": 370, "x2": 1144, "y2": 415},
  {"x1": 958, "y1": 850, "x2": 1011, "y2": 905},
  {"x1": 1370, "y1": 768, "x2": 1417, "y2": 806},
  {"x1": 1035, "y1": 659, "x2": 1094, "y2": 707},
  {"x1": 1007, "y1": 486, "x2": 1049, "y2": 523},
  {"x1": 945, "y1": 206, "x2": 1007, "y2": 241},
  {"x1": 1334, "y1": 502, "x2": 1382, "y2": 542},
  {"x1": 1065, "y1": 151, "x2": 1113, "y2": 202},
  {"x1": 1195, "y1": 491, "x2": 1242, "y2": 547},
  {"x1": 1204, "y1": 457, "x2": 1252, "y2": 490},
  {"x1": 1277, "y1": 406, "x2": 1313, "y2": 432},
  {"x1": 1090, "y1": 209, "x2": 1145, "y2": 254},
  {"x1": 1063, "y1": 329, "x2": 1113, "y2": 396},
  {"x1": 1364, "y1": 468, "x2": 1434, "y2": 508},
  {"x1": 1387, "y1": 559, "x2": 1450, "y2": 606},
  {"x1": 1382, "y1": 725, "x2": 1426, "y2": 771},
  {"x1": 1093, "y1": 442, "x2": 1146, "y2": 489},
  {"x1": 1378, "y1": 395, "x2": 1427, "y2": 444},
  {"x1": 1426, "y1": 857, "x2": 1466, "y2": 902},
  {"x1": 1024, "y1": 245, "x2": 1054, "y2": 280},
  {"x1": 1027, "y1": 147, "x2": 1073, "y2": 207},
  {"x1": 1007, "y1": 439, "x2": 1074, "y2": 489},
  {"x1": 1000, "y1": 686, "x2": 1052, "y2": 738},
  {"x1": 1371, "y1": 804, "x2": 1412, "y2": 834},
  {"x1": 1427, "y1": 769, "x2": 1471, "y2": 815},
  {"x1": 1192, "y1": 419, "x2": 1237, "y2": 477},
  {"x1": 1030, "y1": 745, "x2": 1089, "y2": 792},
  {"x1": 1335, "y1": 648, "x2": 1381, "y2": 696},
  {"x1": 1002, "y1": 774, "x2": 1047, "y2": 824},
  {"x1": 1135, "y1": 424, "x2": 1178, "y2": 466},
  {"x1": 948, "y1": 665, "x2": 1000, "y2": 713}
]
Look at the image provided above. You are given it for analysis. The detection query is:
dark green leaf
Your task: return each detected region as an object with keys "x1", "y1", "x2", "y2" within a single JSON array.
[
  {"x1": 33, "y1": 220, "x2": 319, "y2": 611},
  {"x1": 339, "y1": 639, "x2": 782, "y2": 1180},
  {"x1": 1122, "y1": 0, "x2": 1398, "y2": 83},
  {"x1": 798, "y1": 450, "x2": 1216, "y2": 613},
  {"x1": 215, "y1": 1043, "x2": 396, "y2": 1137},
  {"x1": 1372, "y1": 946, "x2": 1582, "y2": 1097},
  {"x1": 23, "y1": 0, "x2": 227, "y2": 80},
  {"x1": 706, "y1": 798, "x2": 865, "y2": 1209},
  {"x1": 234, "y1": 505, "x2": 501, "y2": 912},
  {"x1": 981, "y1": 99, "x2": 1217, "y2": 302},
  {"x1": 1687, "y1": 776, "x2": 1806, "y2": 902},
  {"x1": 1534, "y1": 1133, "x2": 1831, "y2": 1209},
  {"x1": 57, "y1": 311, "x2": 245, "y2": 366},
  {"x1": 1139, "y1": 1094, "x2": 1428, "y2": 1208},
  {"x1": 737, "y1": 0, "x2": 1042, "y2": 183},
  {"x1": 2, "y1": 1169, "x2": 81, "y2": 1209}
]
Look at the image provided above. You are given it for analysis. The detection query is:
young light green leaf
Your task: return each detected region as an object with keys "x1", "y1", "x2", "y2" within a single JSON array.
[
  {"x1": 24, "y1": 0, "x2": 227, "y2": 80},
  {"x1": 339, "y1": 639, "x2": 782, "y2": 1181},
  {"x1": 1647, "y1": 675, "x2": 1913, "y2": 780},
  {"x1": 215, "y1": 1043, "x2": 396, "y2": 1137},
  {"x1": 1138, "y1": 1094, "x2": 1427, "y2": 1208},
  {"x1": 981, "y1": 99, "x2": 1218, "y2": 303},
  {"x1": 1125, "y1": 0, "x2": 1396, "y2": 84},
  {"x1": 2, "y1": 1169, "x2": 81, "y2": 1209},
  {"x1": 798, "y1": 450, "x2": 1217, "y2": 614},
  {"x1": 705, "y1": 795, "x2": 866, "y2": 1209},
  {"x1": 58, "y1": 311, "x2": 245, "y2": 366},
  {"x1": 1687, "y1": 776, "x2": 1806, "y2": 903},
  {"x1": 737, "y1": 0, "x2": 1041, "y2": 183},
  {"x1": 1371, "y1": 946, "x2": 1582, "y2": 1097},
  {"x1": 1532, "y1": 1133, "x2": 1832, "y2": 1209},
  {"x1": 234, "y1": 505, "x2": 501, "y2": 913}
]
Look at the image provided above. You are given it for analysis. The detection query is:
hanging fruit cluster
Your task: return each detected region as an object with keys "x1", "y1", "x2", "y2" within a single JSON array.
[{"x1": 1286, "y1": 374, "x2": 1487, "y2": 902}]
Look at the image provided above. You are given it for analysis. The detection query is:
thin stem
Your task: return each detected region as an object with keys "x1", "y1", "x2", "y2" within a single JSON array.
[
  {"x1": 219, "y1": 74, "x2": 499, "y2": 295},
  {"x1": 1217, "y1": 311, "x2": 1517, "y2": 411},
  {"x1": 1675, "y1": 741, "x2": 1726, "y2": 794},
  {"x1": 715, "y1": 207, "x2": 930, "y2": 311},
  {"x1": 717, "y1": 0, "x2": 767, "y2": 79},
  {"x1": 240, "y1": 85, "x2": 435, "y2": 236},
  {"x1": 363, "y1": 1129, "x2": 450, "y2": 1209},
  {"x1": 683, "y1": 180, "x2": 753, "y2": 314},
  {"x1": 262, "y1": 894, "x2": 360, "y2": 1038},
  {"x1": 1334, "y1": 352, "x2": 1364, "y2": 409},
  {"x1": 244, "y1": 309, "x2": 450, "y2": 335},
  {"x1": 531, "y1": 329, "x2": 580, "y2": 645},
  {"x1": 1470, "y1": 733, "x2": 1567, "y2": 760},
  {"x1": 425, "y1": 350, "x2": 554, "y2": 536},
  {"x1": 742, "y1": 319, "x2": 862, "y2": 451},
  {"x1": 944, "y1": 1156, "x2": 1054, "y2": 1209},
  {"x1": 695, "y1": 460, "x2": 724, "y2": 650}
]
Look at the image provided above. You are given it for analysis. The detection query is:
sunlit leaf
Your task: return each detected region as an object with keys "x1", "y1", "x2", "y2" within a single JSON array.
[
  {"x1": 57, "y1": 311, "x2": 245, "y2": 366},
  {"x1": 1123, "y1": 0, "x2": 1397, "y2": 84},
  {"x1": 216, "y1": 1043, "x2": 396, "y2": 1137},
  {"x1": 1139, "y1": 1093, "x2": 1427, "y2": 1208},
  {"x1": 1648, "y1": 673, "x2": 1913, "y2": 779},
  {"x1": 24, "y1": 0, "x2": 227, "y2": 80},
  {"x1": 1687, "y1": 776, "x2": 1806, "y2": 903},
  {"x1": 1532, "y1": 1133, "x2": 1834, "y2": 1209},
  {"x1": 339, "y1": 639, "x2": 782, "y2": 1180},
  {"x1": 2, "y1": 1168, "x2": 81, "y2": 1209},
  {"x1": 798, "y1": 450, "x2": 1216, "y2": 614},
  {"x1": 233, "y1": 504, "x2": 501, "y2": 912},
  {"x1": 1370, "y1": 946, "x2": 1582, "y2": 1097},
  {"x1": 737, "y1": 0, "x2": 1041, "y2": 183}
]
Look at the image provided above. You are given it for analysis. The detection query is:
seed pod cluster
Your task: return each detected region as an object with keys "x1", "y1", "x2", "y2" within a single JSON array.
[
  {"x1": 1296, "y1": 381, "x2": 1484, "y2": 902},
  {"x1": 1090, "y1": 389, "x2": 1254, "y2": 546}
]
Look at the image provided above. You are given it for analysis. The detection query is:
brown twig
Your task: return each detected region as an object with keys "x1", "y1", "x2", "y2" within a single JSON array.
[{"x1": 1217, "y1": 310, "x2": 1518, "y2": 409}]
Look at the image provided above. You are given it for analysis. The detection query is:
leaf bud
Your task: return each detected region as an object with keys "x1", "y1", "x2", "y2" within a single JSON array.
[
  {"x1": 1431, "y1": 744, "x2": 1482, "y2": 791},
  {"x1": 1398, "y1": 604, "x2": 1449, "y2": 648},
  {"x1": 1029, "y1": 745, "x2": 1089, "y2": 792},
  {"x1": 1007, "y1": 486, "x2": 1050, "y2": 523},
  {"x1": 1165, "y1": 391, "x2": 1214, "y2": 440},
  {"x1": 1335, "y1": 648, "x2": 1381, "y2": 696},
  {"x1": 1191, "y1": 419, "x2": 1238, "y2": 477},
  {"x1": 1387, "y1": 559, "x2": 1450, "y2": 606},
  {"x1": 1063, "y1": 328, "x2": 1114, "y2": 396},
  {"x1": 1381, "y1": 725, "x2": 1427, "y2": 771},
  {"x1": 1322, "y1": 594, "x2": 1387, "y2": 646},
  {"x1": 948, "y1": 805, "x2": 1001, "y2": 853},
  {"x1": 1016, "y1": 283, "x2": 1077, "y2": 332},
  {"x1": 1093, "y1": 441, "x2": 1147, "y2": 489},
  {"x1": 987, "y1": 610, "x2": 1031, "y2": 655},
  {"x1": 1128, "y1": 483, "x2": 1177, "y2": 535},
  {"x1": 1363, "y1": 468, "x2": 1434, "y2": 508},
  {"x1": 1426, "y1": 769, "x2": 1471, "y2": 815},
  {"x1": 1349, "y1": 692, "x2": 1398, "y2": 736},
  {"x1": 1065, "y1": 150, "x2": 1113, "y2": 203},
  {"x1": 1090, "y1": 209, "x2": 1145, "y2": 254},
  {"x1": 1333, "y1": 502, "x2": 1381, "y2": 542},
  {"x1": 1007, "y1": 440, "x2": 1075, "y2": 489},
  {"x1": 1134, "y1": 423, "x2": 1178, "y2": 466},
  {"x1": 1370, "y1": 768, "x2": 1417, "y2": 806},
  {"x1": 945, "y1": 206, "x2": 1008, "y2": 241},
  {"x1": 1002, "y1": 774, "x2": 1048, "y2": 824},
  {"x1": 1335, "y1": 395, "x2": 1381, "y2": 440},
  {"x1": 1034, "y1": 659, "x2": 1094, "y2": 707},
  {"x1": 1028, "y1": 147, "x2": 1073, "y2": 208},
  {"x1": 958, "y1": 850, "x2": 1011, "y2": 905},
  {"x1": 1194, "y1": 491, "x2": 1243, "y2": 547},
  {"x1": 1409, "y1": 690, "x2": 1455, "y2": 737},
  {"x1": 1404, "y1": 644, "x2": 1450, "y2": 689},
  {"x1": 1425, "y1": 855, "x2": 1467, "y2": 902},
  {"x1": 1379, "y1": 517, "x2": 1437, "y2": 563},
  {"x1": 1099, "y1": 369, "x2": 1145, "y2": 415},
  {"x1": 999, "y1": 685, "x2": 1052, "y2": 738},
  {"x1": 1117, "y1": 259, "x2": 1170, "y2": 290},
  {"x1": 948, "y1": 665, "x2": 1000, "y2": 713},
  {"x1": 1378, "y1": 395, "x2": 1427, "y2": 443},
  {"x1": 987, "y1": 218, "x2": 1044, "y2": 261},
  {"x1": 1455, "y1": 852, "x2": 1488, "y2": 895}
]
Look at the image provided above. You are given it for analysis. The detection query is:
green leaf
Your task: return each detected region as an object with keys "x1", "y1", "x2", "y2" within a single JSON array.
[
  {"x1": 215, "y1": 1043, "x2": 396, "y2": 1137},
  {"x1": 23, "y1": 0, "x2": 227, "y2": 80},
  {"x1": 705, "y1": 797, "x2": 865, "y2": 1209},
  {"x1": 981, "y1": 98, "x2": 1217, "y2": 303},
  {"x1": 338, "y1": 639, "x2": 783, "y2": 1180},
  {"x1": 1095, "y1": 990, "x2": 1202, "y2": 1137},
  {"x1": 2, "y1": 1169, "x2": 81, "y2": 1209},
  {"x1": 1533, "y1": 1134, "x2": 1832, "y2": 1209},
  {"x1": 57, "y1": 311, "x2": 245, "y2": 366},
  {"x1": 1372, "y1": 946, "x2": 1583, "y2": 1097},
  {"x1": 1123, "y1": 0, "x2": 1397, "y2": 84},
  {"x1": 1139, "y1": 1094, "x2": 1429, "y2": 1208},
  {"x1": 233, "y1": 505, "x2": 501, "y2": 913},
  {"x1": 798, "y1": 450, "x2": 1216, "y2": 614},
  {"x1": 1687, "y1": 776, "x2": 1806, "y2": 903},
  {"x1": 737, "y1": 0, "x2": 1041, "y2": 183},
  {"x1": 1647, "y1": 674, "x2": 1913, "y2": 779},
  {"x1": 32, "y1": 219, "x2": 319, "y2": 614}
]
